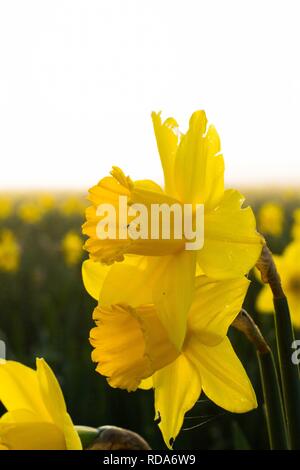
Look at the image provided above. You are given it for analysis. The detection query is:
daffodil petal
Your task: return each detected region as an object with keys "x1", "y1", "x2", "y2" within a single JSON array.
[
  {"x1": 134, "y1": 179, "x2": 164, "y2": 193},
  {"x1": 188, "y1": 276, "x2": 250, "y2": 345},
  {"x1": 100, "y1": 256, "x2": 154, "y2": 306},
  {"x1": 174, "y1": 111, "x2": 224, "y2": 206},
  {"x1": 36, "y1": 359, "x2": 67, "y2": 421},
  {"x1": 201, "y1": 126, "x2": 224, "y2": 210},
  {"x1": 185, "y1": 337, "x2": 257, "y2": 413},
  {"x1": 0, "y1": 409, "x2": 40, "y2": 424},
  {"x1": 151, "y1": 112, "x2": 179, "y2": 197},
  {"x1": 82, "y1": 259, "x2": 110, "y2": 300},
  {"x1": 0, "y1": 421, "x2": 66, "y2": 450},
  {"x1": 36, "y1": 359, "x2": 82, "y2": 450},
  {"x1": 153, "y1": 355, "x2": 201, "y2": 448},
  {"x1": 152, "y1": 251, "x2": 196, "y2": 349},
  {"x1": 198, "y1": 189, "x2": 263, "y2": 279},
  {"x1": 100, "y1": 252, "x2": 196, "y2": 350},
  {"x1": 0, "y1": 361, "x2": 49, "y2": 420}
]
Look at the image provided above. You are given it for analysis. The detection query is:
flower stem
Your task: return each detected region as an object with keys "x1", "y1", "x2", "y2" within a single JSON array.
[
  {"x1": 257, "y1": 350, "x2": 288, "y2": 449},
  {"x1": 256, "y1": 245, "x2": 300, "y2": 449},
  {"x1": 233, "y1": 310, "x2": 288, "y2": 450},
  {"x1": 273, "y1": 296, "x2": 300, "y2": 449}
]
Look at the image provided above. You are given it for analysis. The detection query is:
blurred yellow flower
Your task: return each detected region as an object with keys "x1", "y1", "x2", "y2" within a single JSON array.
[
  {"x1": 293, "y1": 208, "x2": 300, "y2": 224},
  {"x1": 37, "y1": 193, "x2": 56, "y2": 211},
  {"x1": 0, "y1": 358, "x2": 82, "y2": 450},
  {"x1": 62, "y1": 231, "x2": 83, "y2": 266},
  {"x1": 83, "y1": 111, "x2": 262, "y2": 349},
  {"x1": 258, "y1": 202, "x2": 284, "y2": 236},
  {"x1": 0, "y1": 197, "x2": 13, "y2": 220},
  {"x1": 18, "y1": 202, "x2": 44, "y2": 224},
  {"x1": 291, "y1": 208, "x2": 300, "y2": 240},
  {"x1": 282, "y1": 188, "x2": 299, "y2": 201},
  {"x1": 0, "y1": 230, "x2": 20, "y2": 272},
  {"x1": 256, "y1": 241, "x2": 300, "y2": 328},
  {"x1": 60, "y1": 196, "x2": 87, "y2": 217},
  {"x1": 84, "y1": 258, "x2": 256, "y2": 448}
]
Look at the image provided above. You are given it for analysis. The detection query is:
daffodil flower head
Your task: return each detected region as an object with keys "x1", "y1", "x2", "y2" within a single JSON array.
[
  {"x1": 0, "y1": 358, "x2": 82, "y2": 450},
  {"x1": 37, "y1": 193, "x2": 56, "y2": 211},
  {"x1": 258, "y1": 202, "x2": 284, "y2": 237},
  {"x1": 0, "y1": 229, "x2": 20, "y2": 272},
  {"x1": 17, "y1": 201, "x2": 44, "y2": 224},
  {"x1": 0, "y1": 197, "x2": 13, "y2": 220},
  {"x1": 291, "y1": 208, "x2": 300, "y2": 240},
  {"x1": 62, "y1": 231, "x2": 83, "y2": 266},
  {"x1": 82, "y1": 111, "x2": 263, "y2": 349},
  {"x1": 256, "y1": 240, "x2": 300, "y2": 329},
  {"x1": 83, "y1": 111, "x2": 262, "y2": 274},
  {"x1": 84, "y1": 258, "x2": 257, "y2": 448},
  {"x1": 60, "y1": 195, "x2": 87, "y2": 217}
]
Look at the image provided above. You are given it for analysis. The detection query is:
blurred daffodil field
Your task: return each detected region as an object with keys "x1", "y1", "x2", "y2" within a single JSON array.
[
  {"x1": 1, "y1": 184, "x2": 300, "y2": 450},
  {"x1": 2, "y1": 0, "x2": 300, "y2": 454}
]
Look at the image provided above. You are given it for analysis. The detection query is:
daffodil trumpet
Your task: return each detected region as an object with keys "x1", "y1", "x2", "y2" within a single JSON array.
[
  {"x1": 95, "y1": 194, "x2": 205, "y2": 251},
  {"x1": 256, "y1": 245, "x2": 300, "y2": 450}
]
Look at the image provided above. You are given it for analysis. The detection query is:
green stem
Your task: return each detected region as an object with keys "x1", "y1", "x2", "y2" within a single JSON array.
[
  {"x1": 257, "y1": 349, "x2": 289, "y2": 449},
  {"x1": 233, "y1": 309, "x2": 289, "y2": 450},
  {"x1": 273, "y1": 296, "x2": 300, "y2": 449},
  {"x1": 256, "y1": 245, "x2": 300, "y2": 449}
]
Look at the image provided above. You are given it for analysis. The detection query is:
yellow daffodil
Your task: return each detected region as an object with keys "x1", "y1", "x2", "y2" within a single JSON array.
[
  {"x1": 258, "y1": 202, "x2": 284, "y2": 237},
  {"x1": 0, "y1": 358, "x2": 82, "y2": 450},
  {"x1": 293, "y1": 208, "x2": 300, "y2": 224},
  {"x1": 18, "y1": 202, "x2": 44, "y2": 224},
  {"x1": 292, "y1": 224, "x2": 300, "y2": 240},
  {"x1": 82, "y1": 111, "x2": 262, "y2": 349},
  {"x1": 0, "y1": 229, "x2": 20, "y2": 272},
  {"x1": 291, "y1": 208, "x2": 300, "y2": 240},
  {"x1": 83, "y1": 258, "x2": 257, "y2": 448},
  {"x1": 37, "y1": 193, "x2": 56, "y2": 211},
  {"x1": 60, "y1": 196, "x2": 87, "y2": 217},
  {"x1": 0, "y1": 197, "x2": 13, "y2": 220},
  {"x1": 256, "y1": 241, "x2": 300, "y2": 329},
  {"x1": 62, "y1": 231, "x2": 83, "y2": 266}
]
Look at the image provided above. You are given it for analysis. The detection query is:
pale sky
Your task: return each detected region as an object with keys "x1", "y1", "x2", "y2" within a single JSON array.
[{"x1": 0, "y1": 0, "x2": 299, "y2": 190}]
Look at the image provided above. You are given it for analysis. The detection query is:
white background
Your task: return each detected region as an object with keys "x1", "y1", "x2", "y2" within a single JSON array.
[{"x1": 0, "y1": 0, "x2": 299, "y2": 190}]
